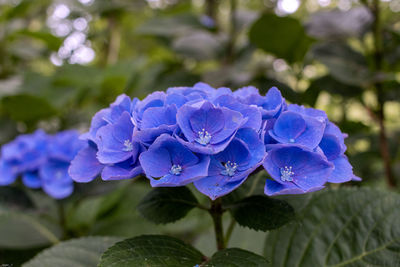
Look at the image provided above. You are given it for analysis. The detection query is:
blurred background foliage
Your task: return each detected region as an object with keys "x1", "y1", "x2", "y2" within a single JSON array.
[{"x1": 0, "y1": 0, "x2": 400, "y2": 264}]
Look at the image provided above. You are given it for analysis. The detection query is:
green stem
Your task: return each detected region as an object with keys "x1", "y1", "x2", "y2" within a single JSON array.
[
  {"x1": 209, "y1": 198, "x2": 225, "y2": 251},
  {"x1": 57, "y1": 200, "x2": 67, "y2": 239},
  {"x1": 224, "y1": 218, "x2": 236, "y2": 245},
  {"x1": 224, "y1": 170, "x2": 265, "y2": 245}
]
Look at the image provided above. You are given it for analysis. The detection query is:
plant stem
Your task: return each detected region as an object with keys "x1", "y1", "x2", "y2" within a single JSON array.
[
  {"x1": 57, "y1": 200, "x2": 67, "y2": 239},
  {"x1": 209, "y1": 198, "x2": 225, "y2": 251},
  {"x1": 106, "y1": 16, "x2": 121, "y2": 66},
  {"x1": 224, "y1": 218, "x2": 236, "y2": 245},
  {"x1": 371, "y1": 0, "x2": 396, "y2": 187}
]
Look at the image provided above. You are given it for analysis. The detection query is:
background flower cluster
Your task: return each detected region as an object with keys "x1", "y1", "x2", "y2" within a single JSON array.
[
  {"x1": 0, "y1": 130, "x2": 85, "y2": 199},
  {"x1": 69, "y1": 82, "x2": 359, "y2": 200}
]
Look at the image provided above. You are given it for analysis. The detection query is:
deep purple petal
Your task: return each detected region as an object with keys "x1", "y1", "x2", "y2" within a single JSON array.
[
  {"x1": 264, "y1": 179, "x2": 324, "y2": 196},
  {"x1": 328, "y1": 155, "x2": 355, "y2": 183},
  {"x1": 211, "y1": 108, "x2": 243, "y2": 144},
  {"x1": 176, "y1": 104, "x2": 197, "y2": 142},
  {"x1": 264, "y1": 145, "x2": 333, "y2": 190},
  {"x1": 96, "y1": 112, "x2": 136, "y2": 164},
  {"x1": 214, "y1": 139, "x2": 251, "y2": 166},
  {"x1": 22, "y1": 172, "x2": 42, "y2": 189},
  {"x1": 319, "y1": 134, "x2": 342, "y2": 161},
  {"x1": 194, "y1": 175, "x2": 245, "y2": 200},
  {"x1": 68, "y1": 145, "x2": 103, "y2": 183},
  {"x1": 0, "y1": 160, "x2": 17, "y2": 186},
  {"x1": 141, "y1": 105, "x2": 177, "y2": 129},
  {"x1": 139, "y1": 147, "x2": 171, "y2": 178},
  {"x1": 189, "y1": 105, "x2": 224, "y2": 135},
  {"x1": 175, "y1": 133, "x2": 235, "y2": 155},
  {"x1": 150, "y1": 154, "x2": 210, "y2": 187},
  {"x1": 101, "y1": 161, "x2": 142, "y2": 181},
  {"x1": 273, "y1": 111, "x2": 306, "y2": 140},
  {"x1": 42, "y1": 179, "x2": 73, "y2": 199}
]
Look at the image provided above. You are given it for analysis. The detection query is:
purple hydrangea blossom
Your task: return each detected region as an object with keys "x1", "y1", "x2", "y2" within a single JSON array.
[
  {"x1": 0, "y1": 130, "x2": 85, "y2": 199},
  {"x1": 263, "y1": 145, "x2": 333, "y2": 196},
  {"x1": 194, "y1": 128, "x2": 265, "y2": 200},
  {"x1": 68, "y1": 82, "x2": 359, "y2": 199},
  {"x1": 139, "y1": 134, "x2": 210, "y2": 187}
]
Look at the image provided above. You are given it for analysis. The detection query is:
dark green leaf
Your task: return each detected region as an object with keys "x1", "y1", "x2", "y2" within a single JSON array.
[
  {"x1": 1, "y1": 94, "x2": 56, "y2": 123},
  {"x1": 98, "y1": 235, "x2": 205, "y2": 267},
  {"x1": 264, "y1": 188, "x2": 400, "y2": 266},
  {"x1": 204, "y1": 248, "x2": 268, "y2": 267},
  {"x1": 312, "y1": 42, "x2": 372, "y2": 86},
  {"x1": 230, "y1": 195, "x2": 295, "y2": 231},
  {"x1": 249, "y1": 13, "x2": 315, "y2": 63},
  {"x1": 137, "y1": 187, "x2": 199, "y2": 224},
  {"x1": 23, "y1": 236, "x2": 121, "y2": 267},
  {"x1": 0, "y1": 211, "x2": 62, "y2": 249}
]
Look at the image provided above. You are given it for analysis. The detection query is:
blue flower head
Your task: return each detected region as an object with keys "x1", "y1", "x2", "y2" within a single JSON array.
[
  {"x1": 0, "y1": 130, "x2": 85, "y2": 199},
  {"x1": 68, "y1": 82, "x2": 359, "y2": 199}
]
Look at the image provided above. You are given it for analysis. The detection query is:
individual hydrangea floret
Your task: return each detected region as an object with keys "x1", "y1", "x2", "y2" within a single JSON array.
[
  {"x1": 68, "y1": 82, "x2": 360, "y2": 199},
  {"x1": 139, "y1": 134, "x2": 210, "y2": 187},
  {"x1": 0, "y1": 130, "x2": 85, "y2": 199},
  {"x1": 194, "y1": 128, "x2": 265, "y2": 200},
  {"x1": 263, "y1": 145, "x2": 333, "y2": 196}
]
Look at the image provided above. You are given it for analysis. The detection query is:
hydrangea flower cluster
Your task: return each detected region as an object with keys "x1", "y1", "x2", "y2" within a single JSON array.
[
  {"x1": 69, "y1": 83, "x2": 359, "y2": 199},
  {"x1": 0, "y1": 130, "x2": 85, "y2": 199}
]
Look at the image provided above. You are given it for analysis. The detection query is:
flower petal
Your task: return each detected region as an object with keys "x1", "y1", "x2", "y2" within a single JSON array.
[
  {"x1": 22, "y1": 172, "x2": 42, "y2": 189},
  {"x1": 68, "y1": 144, "x2": 103, "y2": 183}
]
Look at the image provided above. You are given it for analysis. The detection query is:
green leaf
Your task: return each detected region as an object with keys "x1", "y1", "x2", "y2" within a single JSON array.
[
  {"x1": 98, "y1": 235, "x2": 205, "y2": 267},
  {"x1": 1, "y1": 94, "x2": 56, "y2": 123},
  {"x1": 264, "y1": 188, "x2": 400, "y2": 266},
  {"x1": 230, "y1": 195, "x2": 295, "y2": 231},
  {"x1": 311, "y1": 42, "x2": 372, "y2": 86},
  {"x1": 23, "y1": 236, "x2": 121, "y2": 267},
  {"x1": 204, "y1": 248, "x2": 268, "y2": 267},
  {"x1": 137, "y1": 187, "x2": 199, "y2": 224},
  {"x1": 249, "y1": 13, "x2": 315, "y2": 63},
  {"x1": 0, "y1": 211, "x2": 62, "y2": 249}
]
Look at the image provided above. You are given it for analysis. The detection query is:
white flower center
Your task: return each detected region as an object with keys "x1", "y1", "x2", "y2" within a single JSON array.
[
  {"x1": 221, "y1": 161, "x2": 238, "y2": 177},
  {"x1": 170, "y1": 164, "x2": 182, "y2": 175},
  {"x1": 195, "y1": 128, "x2": 212, "y2": 145},
  {"x1": 123, "y1": 139, "x2": 133, "y2": 151},
  {"x1": 280, "y1": 166, "x2": 294, "y2": 182}
]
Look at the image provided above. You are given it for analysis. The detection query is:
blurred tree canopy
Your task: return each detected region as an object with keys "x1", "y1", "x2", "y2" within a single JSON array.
[{"x1": 0, "y1": 0, "x2": 399, "y2": 189}]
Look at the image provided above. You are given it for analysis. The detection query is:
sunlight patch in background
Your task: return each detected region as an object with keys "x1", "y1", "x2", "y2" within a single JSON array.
[
  {"x1": 48, "y1": 1, "x2": 95, "y2": 66},
  {"x1": 276, "y1": 0, "x2": 300, "y2": 14}
]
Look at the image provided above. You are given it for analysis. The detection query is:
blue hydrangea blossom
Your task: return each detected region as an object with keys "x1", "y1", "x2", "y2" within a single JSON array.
[
  {"x1": 0, "y1": 130, "x2": 85, "y2": 199},
  {"x1": 68, "y1": 82, "x2": 359, "y2": 199}
]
